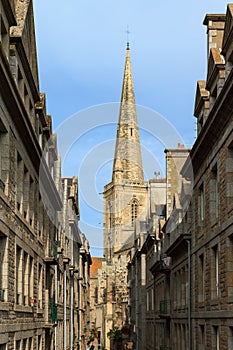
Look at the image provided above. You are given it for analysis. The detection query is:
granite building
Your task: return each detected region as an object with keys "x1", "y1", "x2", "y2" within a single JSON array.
[
  {"x1": 141, "y1": 4, "x2": 233, "y2": 350},
  {"x1": 0, "y1": 1, "x2": 91, "y2": 349}
]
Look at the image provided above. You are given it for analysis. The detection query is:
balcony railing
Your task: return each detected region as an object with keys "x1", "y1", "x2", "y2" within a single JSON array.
[{"x1": 159, "y1": 300, "x2": 171, "y2": 317}]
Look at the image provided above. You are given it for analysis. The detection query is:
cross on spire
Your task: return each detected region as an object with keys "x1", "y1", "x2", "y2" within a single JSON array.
[{"x1": 126, "y1": 25, "x2": 130, "y2": 49}]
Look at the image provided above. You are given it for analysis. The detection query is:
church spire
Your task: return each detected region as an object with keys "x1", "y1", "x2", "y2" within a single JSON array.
[{"x1": 113, "y1": 44, "x2": 144, "y2": 184}]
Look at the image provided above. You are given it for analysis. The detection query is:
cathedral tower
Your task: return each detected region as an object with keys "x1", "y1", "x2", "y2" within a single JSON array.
[{"x1": 103, "y1": 44, "x2": 148, "y2": 260}]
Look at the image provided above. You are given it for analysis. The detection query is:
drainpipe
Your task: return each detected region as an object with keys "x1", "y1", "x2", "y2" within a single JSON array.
[
  {"x1": 153, "y1": 274, "x2": 156, "y2": 350},
  {"x1": 135, "y1": 257, "x2": 138, "y2": 350},
  {"x1": 70, "y1": 226, "x2": 74, "y2": 350},
  {"x1": 187, "y1": 239, "x2": 191, "y2": 350},
  {"x1": 54, "y1": 219, "x2": 58, "y2": 350},
  {"x1": 55, "y1": 264, "x2": 58, "y2": 350},
  {"x1": 64, "y1": 267, "x2": 67, "y2": 350}
]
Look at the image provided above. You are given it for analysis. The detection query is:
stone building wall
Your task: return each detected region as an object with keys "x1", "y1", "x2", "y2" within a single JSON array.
[{"x1": 0, "y1": 2, "x2": 90, "y2": 349}]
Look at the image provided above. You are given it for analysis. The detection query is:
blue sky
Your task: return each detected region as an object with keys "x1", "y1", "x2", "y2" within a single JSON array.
[{"x1": 33, "y1": 0, "x2": 229, "y2": 255}]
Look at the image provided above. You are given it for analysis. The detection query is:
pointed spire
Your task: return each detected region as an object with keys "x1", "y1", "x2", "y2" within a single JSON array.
[{"x1": 113, "y1": 45, "x2": 144, "y2": 184}]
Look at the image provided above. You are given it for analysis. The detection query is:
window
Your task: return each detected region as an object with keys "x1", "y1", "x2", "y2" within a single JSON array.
[
  {"x1": 23, "y1": 166, "x2": 29, "y2": 220},
  {"x1": 23, "y1": 251, "x2": 28, "y2": 305},
  {"x1": 16, "y1": 246, "x2": 23, "y2": 304},
  {"x1": 39, "y1": 127, "x2": 43, "y2": 148},
  {"x1": 226, "y1": 235, "x2": 233, "y2": 297},
  {"x1": 212, "y1": 326, "x2": 220, "y2": 350},
  {"x1": 198, "y1": 254, "x2": 205, "y2": 302},
  {"x1": 0, "y1": 125, "x2": 8, "y2": 193},
  {"x1": 228, "y1": 327, "x2": 233, "y2": 349},
  {"x1": 226, "y1": 144, "x2": 233, "y2": 209},
  {"x1": 28, "y1": 337, "x2": 33, "y2": 350},
  {"x1": 16, "y1": 247, "x2": 33, "y2": 306},
  {"x1": 29, "y1": 256, "x2": 34, "y2": 303},
  {"x1": 200, "y1": 324, "x2": 205, "y2": 350},
  {"x1": 0, "y1": 345, "x2": 7, "y2": 350},
  {"x1": 17, "y1": 67, "x2": 24, "y2": 95},
  {"x1": 211, "y1": 245, "x2": 219, "y2": 299},
  {"x1": 16, "y1": 153, "x2": 23, "y2": 212},
  {"x1": 210, "y1": 163, "x2": 219, "y2": 220},
  {"x1": 151, "y1": 287, "x2": 154, "y2": 310},
  {"x1": 198, "y1": 183, "x2": 205, "y2": 223},
  {"x1": 0, "y1": 233, "x2": 8, "y2": 302},
  {"x1": 38, "y1": 335, "x2": 42, "y2": 350},
  {"x1": 146, "y1": 291, "x2": 149, "y2": 311},
  {"x1": 22, "y1": 339, "x2": 27, "y2": 350},
  {"x1": 131, "y1": 199, "x2": 138, "y2": 226},
  {"x1": 29, "y1": 177, "x2": 34, "y2": 227},
  {"x1": 15, "y1": 339, "x2": 21, "y2": 350},
  {"x1": 38, "y1": 194, "x2": 44, "y2": 240},
  {"x1": 0, "y1": 17, "x2": 9, "y2": 58},
  {"x1": 177, "y1": 270, "x2": 181, "y2": 307},
  {"x1": 38, "y1": 264, "x2": 43, "y2": 309},
  {"x1": 24, "y1": 85, "x2": 29, "y2": 111}
]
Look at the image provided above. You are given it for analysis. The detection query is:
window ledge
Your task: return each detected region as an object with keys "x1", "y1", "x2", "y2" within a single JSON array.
[
  {"x1": 14, "y1": 304, "x2": 33, "y2": 313},
  {"x1": 0, "y1": 301, "x2": 10, "y2": 311}
]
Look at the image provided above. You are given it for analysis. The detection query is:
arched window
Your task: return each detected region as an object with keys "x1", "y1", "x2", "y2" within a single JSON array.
[{"x1": 131, "y1": 199, "x2": 138, "y2": 226}]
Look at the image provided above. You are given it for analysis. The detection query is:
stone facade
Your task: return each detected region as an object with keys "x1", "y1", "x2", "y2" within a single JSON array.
[
  {"x1": 130, "y1": 4, "x2": 233, "y2": 350},
  {"x1": 190, "y1": 6, "x2": 233, "y2": 349},
  {"x1": 128, "y1": 148, "x2": 190, "y2": 350},
  {"x1": 0, "y1": 1, "x2": 91, "y2": 349}
]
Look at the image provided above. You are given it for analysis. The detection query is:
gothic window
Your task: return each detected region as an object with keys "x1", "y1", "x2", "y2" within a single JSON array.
[{"x1": 131, "y1": 199, "x2": 138, "y2": 226}]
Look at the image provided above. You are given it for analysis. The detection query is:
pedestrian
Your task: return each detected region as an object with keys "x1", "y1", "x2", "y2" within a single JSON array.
[{"x1": 87, "y1": 340, "x2": 95, "y2": 350}]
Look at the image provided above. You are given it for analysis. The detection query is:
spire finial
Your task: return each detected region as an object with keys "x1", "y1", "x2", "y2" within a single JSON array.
[{"x1": 126, "y1": 25, "x2": 130, "y2": 49}]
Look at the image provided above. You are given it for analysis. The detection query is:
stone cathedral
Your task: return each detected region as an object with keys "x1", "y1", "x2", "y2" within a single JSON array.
[
  {"x1": 99, "y1": 43, "x2": 149, "y2": 348},
  {"x1": 103, "y1": 43, "x2": 148, "y2": 260},
  {"x1": 90, "y1": 43, "x2": 187, "y2": 349}
]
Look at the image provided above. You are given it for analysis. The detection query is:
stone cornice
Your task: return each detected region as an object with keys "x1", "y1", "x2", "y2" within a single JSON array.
[{"x1": 190, "y1": 66, "x2": 233, "y2": 171}]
